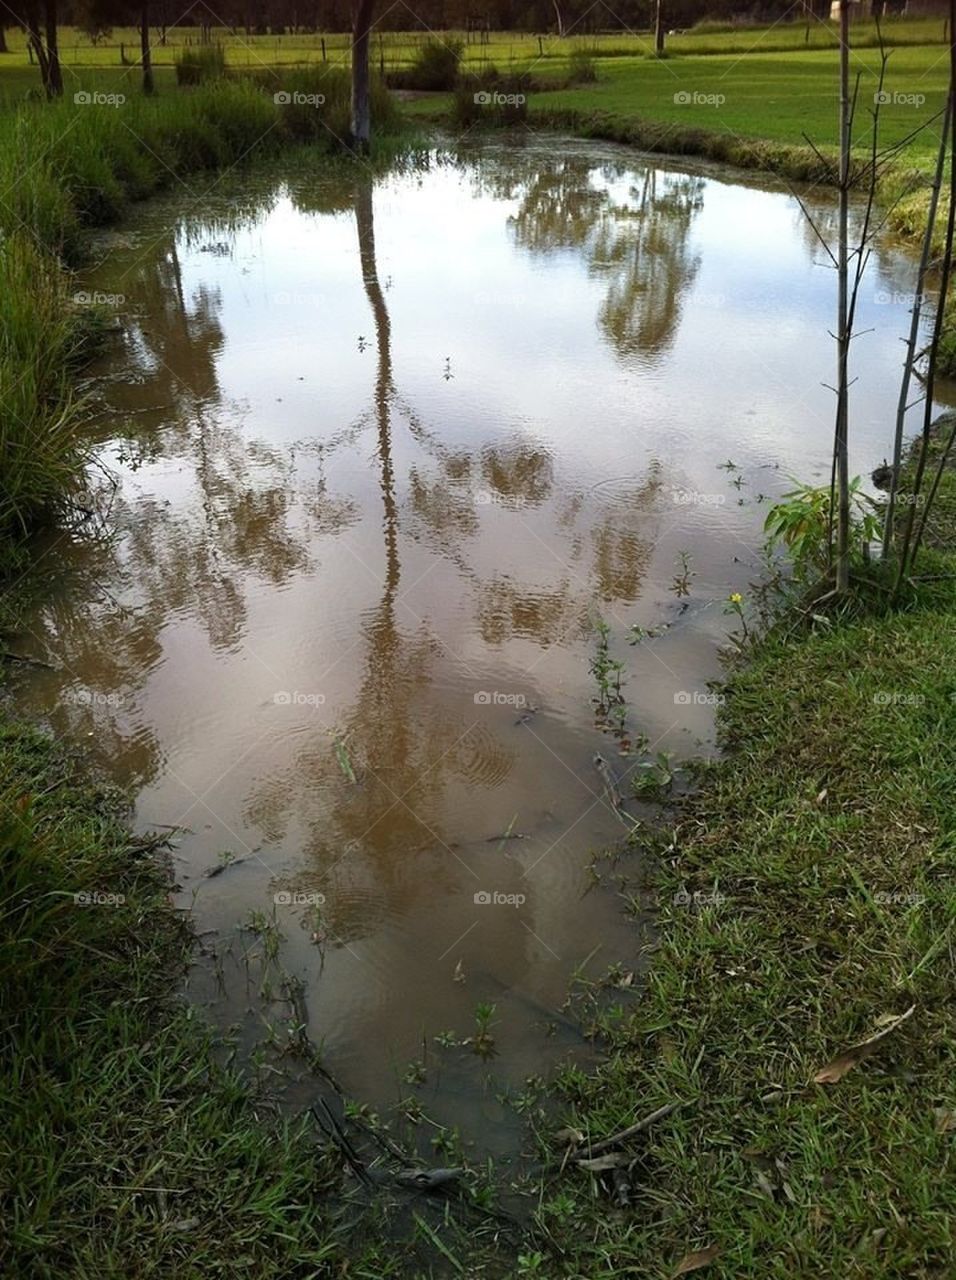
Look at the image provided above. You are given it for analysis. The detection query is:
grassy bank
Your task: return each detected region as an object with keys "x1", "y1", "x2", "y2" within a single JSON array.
[
  {"x1": 535, "y1": 444, "x2": 956, "y2": 1276},
  {"x1": 0, "y1": 718, "x2": 350, "y2": 1276}
]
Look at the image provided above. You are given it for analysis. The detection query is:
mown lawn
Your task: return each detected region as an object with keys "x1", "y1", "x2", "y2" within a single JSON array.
[{"x1": 533, "y1": 45, "x2": 949, "y2": 169}]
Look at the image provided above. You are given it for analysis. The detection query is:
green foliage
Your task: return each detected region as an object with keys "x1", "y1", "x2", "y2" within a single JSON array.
[
  {"x1": 453, "y1": 73, "x2": 530, "y2": 128},
  {"x1": 568, "y1": 47, "x2": 598, "y2": 84},
  {"x1": 404, "y1": 38, "x2": 463, "y2": 91},
  {"x1": 0, "y1": 233, "x2": 91, "y2": 536},
  {"x1": 764, "y1": 478, "x2": 881, "y2": 579},
  {"x1": 175, "y1": 43, "x2": 227, "y2": 86}
]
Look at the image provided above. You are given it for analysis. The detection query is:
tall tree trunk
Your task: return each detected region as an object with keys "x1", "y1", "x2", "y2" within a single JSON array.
[
  {"x1": 0, "y1": 26, "x2": 8, "y2": 54},
  {"x1": 551, "y1": 1, "x2": 565, "y2": 36},
  {"x1": 24, "y1": 4, "x2": 50, "y2": 93},
  {"x1": 44, "y1": 0, "x2": 62, "y2": 97},
  {"x1": 141, "y1": 1, "x2": 154, "y2": 94},
  {"x1": 834, "y1": 0, "x2": 851, "y2": 592},
  {"x1": 655, "y1": 0, "x2": 665, "y2": 55},
  {"x1": 351, "y1": 0, "x2": 374, "y2": 153}
]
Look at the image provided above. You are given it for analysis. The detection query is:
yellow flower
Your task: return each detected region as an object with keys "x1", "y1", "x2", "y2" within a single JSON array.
[{"x1": 728, "y1": 592, "x2": 743, "y2": 605}]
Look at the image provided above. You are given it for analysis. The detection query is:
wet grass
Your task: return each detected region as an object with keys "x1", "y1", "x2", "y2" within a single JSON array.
[
  {"x1": 0, "y1": 720, "x2": 350, "y2": 1277},
  {"x1": 534, "y1": 465, "x2": 956, "y2": 1275}
]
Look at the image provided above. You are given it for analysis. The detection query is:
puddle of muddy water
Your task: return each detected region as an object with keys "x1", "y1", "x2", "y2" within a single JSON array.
[{"x1": 10, "y1": 138, "x2": 935, "y2": 1162}]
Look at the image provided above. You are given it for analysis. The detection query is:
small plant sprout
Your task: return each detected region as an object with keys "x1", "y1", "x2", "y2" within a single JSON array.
[
  {"x1": 469, "y1": 1001, "x2": 497, "y2": 1058},
  {"x1": 670, "y1": 550, "x2": 695, "y2": 598}
]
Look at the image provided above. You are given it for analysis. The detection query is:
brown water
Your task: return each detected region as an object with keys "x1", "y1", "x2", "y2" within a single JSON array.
[{"x1": 10, "y1": 139, "x2": 933, "y2": 1159}]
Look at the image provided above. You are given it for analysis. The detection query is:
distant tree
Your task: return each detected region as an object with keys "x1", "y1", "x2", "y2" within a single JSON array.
[
  {"x1": 351, "y1": 0, "x2": 375, "y2": 152},
  {"x1": 140, "y1": 1, "x2": 154, "y2": 93},
  {"x1": 9, "y1": 2, "x2": 63, "y2": 95}
]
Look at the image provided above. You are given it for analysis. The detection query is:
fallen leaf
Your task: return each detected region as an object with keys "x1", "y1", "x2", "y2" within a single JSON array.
[
  {"x1": 553, "y1": 1127, "x2": 584, "y2": 1146},
  {"x1": 672, "y1": 1245, "x2": 720, "y2": 1275},
  {"x1": 812, "y1": 1005, "x2": 915, "y2": 1084},
  {"x1": 576, "y1": 1153, "x2": 630, "y2": 1172},
  {"x1": 934, "y1": 1107, "x2": 956, "y2": 1133},
  {"x1": 815, "y1": 788, "x2": 828, "y2": 805},
  {"x1": 453, "y1": 959, "x2": 465, "y2": 984}
]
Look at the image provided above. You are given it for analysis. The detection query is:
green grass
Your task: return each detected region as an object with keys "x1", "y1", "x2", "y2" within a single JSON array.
[
  {"x1": 0, "y1": 721, "x2": 348, "y2": 1277},
  {"x1": 531, "y1": 45, "x2": 949, "y2": 171},
  {"x1": 534, "y1": 461, "x2": 956, "y2": 1276}
]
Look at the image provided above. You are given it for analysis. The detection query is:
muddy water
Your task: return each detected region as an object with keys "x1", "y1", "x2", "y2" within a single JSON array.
[{"x1": 12, "y1": 139, "x2": 932, "y2": 1158}]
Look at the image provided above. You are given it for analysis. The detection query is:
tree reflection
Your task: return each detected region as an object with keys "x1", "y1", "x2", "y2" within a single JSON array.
[{"x1": 506, "y1": 157, "x2": 704, "y2": 361}]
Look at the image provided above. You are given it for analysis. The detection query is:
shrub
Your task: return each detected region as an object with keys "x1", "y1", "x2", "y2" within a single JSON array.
[
  {"x1": 175, "y1": 44, "x2": 227, "y2": 87},
  {"x1": 568, "y1": 48, "x2": 598, "y2": 84},
  {"x1": 454, "y1": 73, "x2": 530, "y2": 128},
  {"x1": 389, "y1": 38, "x2": 463, "y2": 91}
]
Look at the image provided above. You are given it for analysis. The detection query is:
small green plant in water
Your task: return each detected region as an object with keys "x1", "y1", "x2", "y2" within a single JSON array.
[
  {"x1": 765, "y1": 478, "x2": 881, "y2": 580},
  {"x1": 670, "y1": 550, "x2": 695, "y2": 598},
  {"x1": 469, "y1": 1001, "x2": 497, "y2": 1058}
]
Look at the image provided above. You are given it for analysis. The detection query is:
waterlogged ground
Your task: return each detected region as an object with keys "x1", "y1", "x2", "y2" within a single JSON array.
[{"x1": 13, "y1": 139, "x2": 934, "y2": 1160}]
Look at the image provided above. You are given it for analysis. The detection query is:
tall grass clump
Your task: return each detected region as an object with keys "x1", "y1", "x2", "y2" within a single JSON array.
[
  {"x1": 454, "y1": 73, "x2": 531, "y2": 128},
  {"x1": 0, "y1": 233, "x2": 90, "y2": 540},
  {"x1": 175, "y1": 43, "x2": 227, "y2": 86},
  {"x1": 389, "y1": 38, "x2": 463, "y2": 91},
  {"x1": 254, "y1": 66, "x2": 400, "y2": 143},
  {"x1": 568, "y1": 47, "x2": 598, "y2": 84}
]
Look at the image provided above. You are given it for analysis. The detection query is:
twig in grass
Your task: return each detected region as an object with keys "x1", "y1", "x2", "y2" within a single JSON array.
[{"x1": 578, "y1": 1099, "x2": 691, "y2": 1158}]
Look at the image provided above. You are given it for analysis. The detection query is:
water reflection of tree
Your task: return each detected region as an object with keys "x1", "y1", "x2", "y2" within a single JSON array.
[{"x1": 507, "y1": 158, "x2": 704, "y2": 361}]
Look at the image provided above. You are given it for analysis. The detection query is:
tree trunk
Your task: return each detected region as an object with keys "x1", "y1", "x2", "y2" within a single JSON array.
[
  {"x1": 141, "y1": 1, "x2": 154, "y2": 94},
  {"x1": 0, "y1": 26, "x2": 8, "y2": 54},
  {"x1": 351, "y1": 0, "x2": 374, "y2": 153},
  {"x1": 551, "y1": 1, "x2": 565, "y2": 36},
  {"x1": 834, "y1": 0, "x2": 851, "y2": 592},
  {"x1": 24, "y1": 4, "x2": 50, "y2": 93},
  {"x1": 44, "y1": 0, "x2": 62, "y2": 97},
  {"x1": 655, "y1": 0, "x2": 665, "y2": 55}
]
